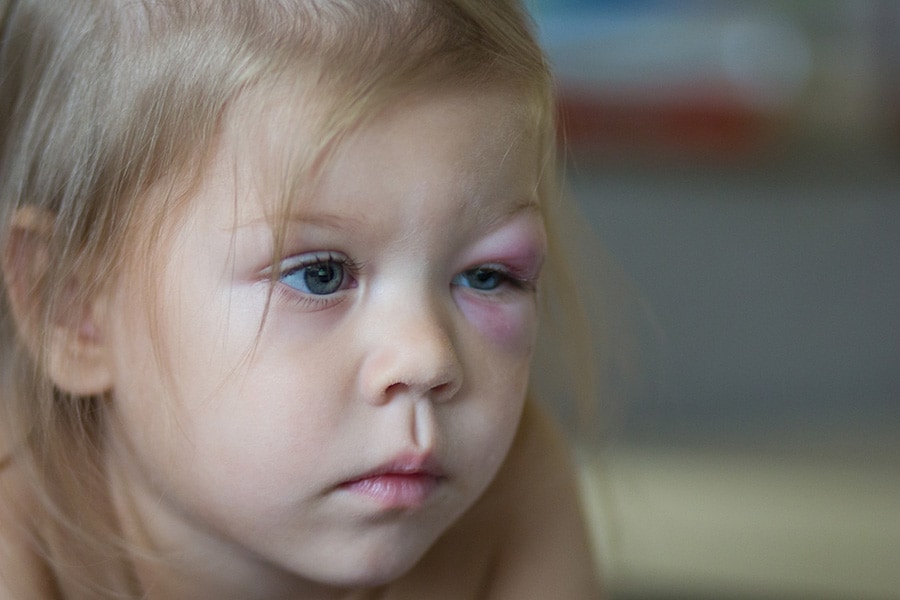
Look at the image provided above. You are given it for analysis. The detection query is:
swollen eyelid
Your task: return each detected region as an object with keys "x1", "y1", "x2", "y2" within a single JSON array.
[
  {"x1": 453, "y1": 262, "x2": 539, "y2": 296},
  {"x1": 454, "y1": 266, "x2": 508, "y2": 292},
  {"x1": 465, "y1": 217, "x2": 547, "y2": 281}
]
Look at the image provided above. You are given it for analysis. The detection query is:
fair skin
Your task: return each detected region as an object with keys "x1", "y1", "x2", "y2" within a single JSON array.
[{"x1": 0, "y1": 88, "x2": 598, "y2": 599}]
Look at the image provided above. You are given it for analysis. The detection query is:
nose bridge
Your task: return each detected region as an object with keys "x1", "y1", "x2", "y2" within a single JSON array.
[{"x1": 360, "y1": 282, "x2": 462, "y2": 404}]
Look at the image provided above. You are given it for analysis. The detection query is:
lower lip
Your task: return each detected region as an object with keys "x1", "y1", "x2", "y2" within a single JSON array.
[{"x1": 340, "y1": 474, "x2": 440, "y2": 509}]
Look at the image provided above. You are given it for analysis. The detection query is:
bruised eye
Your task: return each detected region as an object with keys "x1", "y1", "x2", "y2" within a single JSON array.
[
  {"x1": 453, "y1": 267, "x2": 508, "y2": 292},
  {"x1": 279, "y1": 253, "x2": 350, "y2": 295}
]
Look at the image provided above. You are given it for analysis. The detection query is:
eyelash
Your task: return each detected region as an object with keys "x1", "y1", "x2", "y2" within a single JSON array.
[
  {"x1": 268, "y1": 253, "x2": 536, "y2": 311},
  {"x1": 452, "y1": 264, "x2": 536, "y2": 295},
  {"x1": 271, "y1": 251, "x2": 360, "y2": 310}
]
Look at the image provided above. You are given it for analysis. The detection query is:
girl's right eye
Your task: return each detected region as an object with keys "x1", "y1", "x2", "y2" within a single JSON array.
[{"x1": 278, "y1": 252, "x2": 355, "y2": 296}]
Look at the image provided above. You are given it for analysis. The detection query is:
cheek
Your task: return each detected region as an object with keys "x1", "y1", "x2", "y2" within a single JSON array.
[{"x1": 457, "y1": 296, "x2": 537, "y2": 352}]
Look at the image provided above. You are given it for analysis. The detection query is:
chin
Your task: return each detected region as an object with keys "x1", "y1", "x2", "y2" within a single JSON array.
[
  {"x1": 315, "y1": 563, "x2": 417, "y2": 591},
  {"x1": 320, "y1": 539, "x2": 434, "y2": 589}
]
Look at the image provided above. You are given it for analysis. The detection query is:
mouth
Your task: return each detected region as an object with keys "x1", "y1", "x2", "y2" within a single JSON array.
[{"x1": 338, "y1": 453, "x2": 445, "y2": 510}]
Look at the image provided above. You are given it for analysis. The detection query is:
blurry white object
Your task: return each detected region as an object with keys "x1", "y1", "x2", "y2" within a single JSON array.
[{"x1": 537, "y1": 9, "x2": 812, "y2": 112}]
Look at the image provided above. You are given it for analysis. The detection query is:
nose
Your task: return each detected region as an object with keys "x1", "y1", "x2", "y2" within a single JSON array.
[{"x1": 358, "y1": 294, "x2": 463, "y2": 405}]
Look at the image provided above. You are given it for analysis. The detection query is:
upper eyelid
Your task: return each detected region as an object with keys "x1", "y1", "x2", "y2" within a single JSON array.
[
  {"x1": 461, "y1": 263, "x2": 515, "y2": 280},
  {"x1": 465, "y1": 259, "x2": 542, "y2": 282},
  {"x1": 282, "y1": 251, "x2": 338, "y2": 269},
  {"x1": 455, "y1": 264, "x2": 540, "y2": 293},
  {"x1": 267, "y1": 251, "x2": 359, "y2": 275},
  {"x1": 270, "y1": 252, "x2": 357, "y2": 303},
  {"x1": 264, "y1": 250, "x2": 539, "y2": 286}
]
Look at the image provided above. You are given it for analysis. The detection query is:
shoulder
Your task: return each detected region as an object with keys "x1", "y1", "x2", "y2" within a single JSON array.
[
  {"x1": 480, "y1": 400, "x2": 601, "y2": 598},
  {"x1": 388, "y1": 400, "x2": 601, "y2": 599}
]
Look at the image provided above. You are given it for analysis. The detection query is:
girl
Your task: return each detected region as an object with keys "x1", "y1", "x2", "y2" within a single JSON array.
[{"x1": 0, "y1": 0, "x2": 600, "y2": 597}]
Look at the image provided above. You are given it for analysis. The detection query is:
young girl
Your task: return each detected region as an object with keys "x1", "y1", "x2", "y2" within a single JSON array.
[{"x1": 0, "y1": 0, "x2": 600, "y2": 597}]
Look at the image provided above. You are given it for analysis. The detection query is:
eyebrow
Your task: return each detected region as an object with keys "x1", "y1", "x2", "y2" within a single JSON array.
[
  {"x1": 232, "y1": 194, "x2": 540, "y2": 233},
  {"x1": 231, "y1": 211, "x2": 368, "y2": 233},
  {"x1": 471, "y1": 196, "x2": 542, "y2": 231}
]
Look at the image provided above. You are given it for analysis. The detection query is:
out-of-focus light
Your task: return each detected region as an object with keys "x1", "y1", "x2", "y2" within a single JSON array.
[
  {"x1": 536, "y1": 10, "x2": 812, "y2": 112},
  {"x1": 721, "y1": 18, "x2": 811, "y2": 111}
]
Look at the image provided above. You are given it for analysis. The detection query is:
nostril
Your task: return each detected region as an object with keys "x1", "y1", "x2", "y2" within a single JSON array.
[
  {"x1": 361, "y1": 313, "x2": 463, "y2": 405},
  {"x1": 384, "y1": 381, "x2": 408, "y2": 398},
  {"x1": 429, "y1": 378, "x2": 460, "y2": 402},
  {"x1": 382, "y1": 378, "x2": 458, "y2": 402}
]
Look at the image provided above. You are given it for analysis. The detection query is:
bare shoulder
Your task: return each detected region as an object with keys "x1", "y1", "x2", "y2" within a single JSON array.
[
  {"x1": 388, "y1": 400, "x2": 601, "y2": 599},
  {"x1": 0, "y1": 457, "x2": 53, "y2": 599},
  {"x1": 481, "y1": 400, "x2": 601, "y2": 598}
]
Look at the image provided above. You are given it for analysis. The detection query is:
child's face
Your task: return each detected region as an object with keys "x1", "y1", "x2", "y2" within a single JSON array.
[{"x1": 101, "y1": 89, "x2": 545, "y2": 591}]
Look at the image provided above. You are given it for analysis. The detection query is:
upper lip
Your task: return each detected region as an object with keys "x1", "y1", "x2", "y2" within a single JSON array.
[{"x1": 342, "y1": 452, "x2": 446, "y2": 484}]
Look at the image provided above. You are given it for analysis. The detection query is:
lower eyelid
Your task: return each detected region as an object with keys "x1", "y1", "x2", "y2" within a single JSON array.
[
  {"x1": 454, "y1": 274, "x2": 536, "y2": 297},
  {"x1": 272, "y1": 282, "x2": 350, "y2": 311}
]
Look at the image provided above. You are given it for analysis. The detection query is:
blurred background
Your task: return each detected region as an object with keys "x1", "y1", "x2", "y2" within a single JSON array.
[{"x1": 526, "y1": 1, "x2": 900, "y2": 598}]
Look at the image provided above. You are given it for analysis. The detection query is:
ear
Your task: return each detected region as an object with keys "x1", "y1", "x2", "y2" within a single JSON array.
[{"x1": 2, "y1": 206, "x2": 113, "y2": 396}]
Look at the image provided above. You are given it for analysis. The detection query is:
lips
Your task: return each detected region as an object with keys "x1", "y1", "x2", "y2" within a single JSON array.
[{"x1": 338, "y1": 453, "x2": 445, "y2": 510}]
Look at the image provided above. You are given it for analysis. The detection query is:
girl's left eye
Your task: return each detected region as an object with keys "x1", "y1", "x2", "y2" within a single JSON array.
[
  {"x1": 453, "y1": 266, "x2": 515, "y2": 292},
  {"x1": 278, "y1": 253, "x2": 354, "y2": 296}
]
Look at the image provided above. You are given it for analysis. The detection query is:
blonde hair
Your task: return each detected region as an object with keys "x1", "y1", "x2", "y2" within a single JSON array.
[{"x1": 0, "y1": 0, "x2": 594, "y2": 596}]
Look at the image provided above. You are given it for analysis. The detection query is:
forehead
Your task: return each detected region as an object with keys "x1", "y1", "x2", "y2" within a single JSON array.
[{"x1": 216, "y1": 85, "x2": 543, "y2": 227}]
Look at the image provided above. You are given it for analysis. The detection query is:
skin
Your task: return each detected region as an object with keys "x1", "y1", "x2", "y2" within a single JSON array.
[{"x1": 0, "y1": 88, "x2": 600, "y2": 599}]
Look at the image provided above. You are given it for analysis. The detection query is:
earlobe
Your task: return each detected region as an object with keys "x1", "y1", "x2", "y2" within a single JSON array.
[
  {"x1": 2, "y1": 206, "x2": 114, "y2": 396},
  {"x1": 44, "y1": 294, "x2": 114, "y2": 397}
]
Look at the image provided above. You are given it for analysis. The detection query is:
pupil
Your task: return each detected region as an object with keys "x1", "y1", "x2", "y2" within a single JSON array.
[
  {"x1": 472, "y1": 268, "x2": 499, "y2": 289},
  {"x1": 304, "y1": 262, "x2": 342, "y2": 294}
]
